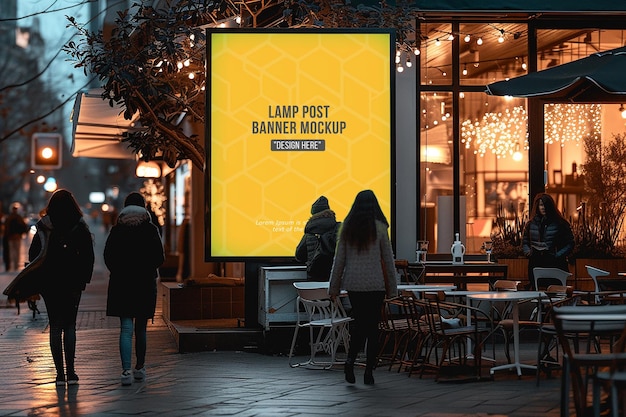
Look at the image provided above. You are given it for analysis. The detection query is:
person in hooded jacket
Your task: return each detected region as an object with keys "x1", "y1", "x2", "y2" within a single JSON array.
[
  {"x1": 104, "y1": 192, "x2": 165, "y2": 386},
  {"x1": 295, "y1": 196, "x2": 340, "y2": 281},
  {"x1": 28, "y1": 189, "x2": 95, "y2": 386}
]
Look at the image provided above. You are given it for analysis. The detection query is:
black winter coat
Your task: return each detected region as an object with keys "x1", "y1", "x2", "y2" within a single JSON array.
[
  {"x1": 104, "y1": 206, "x2": 165, "y2": 319},
  {"x1": 28, "y1": 216, "x2": 94, "y2": 295},
  {"x1": 295, "y1": 209, "x2": 340, "y2": 280},
  {"x1": 522, "y1": 215, "x2": 575, "y2": 260}
]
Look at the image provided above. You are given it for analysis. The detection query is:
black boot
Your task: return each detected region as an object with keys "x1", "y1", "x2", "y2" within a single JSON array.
[
  {"x1": 344, "y1": 358, "x2": 355, "y2": 384},
  {"x1": 364, "y1": 367, "x2": 374, "y2": 385}
]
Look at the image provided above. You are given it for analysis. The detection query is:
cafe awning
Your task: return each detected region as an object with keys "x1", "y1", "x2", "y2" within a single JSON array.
[
  {"x1": 71, "y1": 89, "x2": 140, "y2": 159},
  {"x1": 485, "y1": 46, "x2": 626, "y2": 103}
]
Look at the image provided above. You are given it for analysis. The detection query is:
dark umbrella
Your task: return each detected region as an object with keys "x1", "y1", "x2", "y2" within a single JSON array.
[{"x1": 485, "y1": 46, "x2": 626, "y2": 103}]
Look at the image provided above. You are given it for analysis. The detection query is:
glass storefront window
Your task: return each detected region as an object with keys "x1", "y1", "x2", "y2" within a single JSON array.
[
  {"x1": 460, "y1": 92, "x2": 528, "y2": 253},
  {"x1": 460, "y1": 23, "x2": 528, "y2": 86},
  {"x1": 537, "y1": 29, "x2": 626, "y2": 69},
  {"x1": 419, "y1": 21, "x2": 626, "y2": 254},
  {"x1": 420, "y1": 92, "x2": 453, "y2": 252},
  {"x1": 420, "y1": 23, "x2": 452, "y2": 86}
]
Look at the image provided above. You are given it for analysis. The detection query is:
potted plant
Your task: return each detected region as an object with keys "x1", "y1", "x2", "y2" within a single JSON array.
[
  {"x1": 570, "y1": 133, "x2": 626, "y2": 282},
  {"x1": 490, "y1": 200, "x2": 528, "y2": 280}
]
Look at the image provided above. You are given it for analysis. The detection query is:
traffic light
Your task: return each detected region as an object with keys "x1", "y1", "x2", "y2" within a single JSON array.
[{"x1": 31, "y1": 133, "x2": 62, "y2": 170}]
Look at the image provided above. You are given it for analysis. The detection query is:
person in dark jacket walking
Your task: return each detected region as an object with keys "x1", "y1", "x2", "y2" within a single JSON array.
[
  {"x1": 28, "y1": 189, "x2": 95, "y2": 386},
  {"x1": 522, "y1": 193, "x2": 575, "y2": 289},
  {"x1": 295, "y1": 196, "x2": 340, "y2": 281},
  {"x1": 104, "y1": 192, "x2": 164, "y2": 386}
]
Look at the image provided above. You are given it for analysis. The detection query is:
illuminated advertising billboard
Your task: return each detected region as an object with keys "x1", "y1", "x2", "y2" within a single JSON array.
[{"x1": 206, "y1": 29, "x2": 395, "y2": 260}]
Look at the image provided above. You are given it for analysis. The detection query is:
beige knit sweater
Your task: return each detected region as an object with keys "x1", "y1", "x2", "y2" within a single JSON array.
[{"x1": 328, "y1": 220, "x2": 398, "y2": 298}]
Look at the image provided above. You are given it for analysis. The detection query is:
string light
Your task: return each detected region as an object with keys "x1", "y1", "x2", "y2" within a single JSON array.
[
  {"x1": 497, "y1": 29, "x2": 505, "y2": 43},
  {"x1": 461, "y1": 106, "x2": 528, "y2": 159},
  {"x1": 544, "y1": 104, "x2": 602, "y2": 144},
  {"x1": 464, "y1": 34, "x2": 471, "y2": 43},
  {"x1": 461, "y1": 104, "x2": 603, "y2": 158}
]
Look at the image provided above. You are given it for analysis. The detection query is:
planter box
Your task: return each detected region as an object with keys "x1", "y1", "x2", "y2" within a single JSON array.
[
  {"x1": 574, "y1": 258, "x2": 626, "y2": 291},
  {"x1": 496, "y1": 258, "x2": 529, "y2": 287}
]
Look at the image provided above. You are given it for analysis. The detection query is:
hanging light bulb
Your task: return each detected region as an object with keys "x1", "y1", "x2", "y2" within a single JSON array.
[
  {"x1": 512, "y1": 143, "x2": 523, "y2": 161},
  {"x1": 405, "y1": 53, "x2": 412, "y2": 67},
  {"x1": 413, "y1": 47, "x2": 421, "y2": 56},
  {"x1": 435, "y1": 38, "x2": 441, "y2": 46},
  {"x1": 464, "y1": 34, "x2": 471, "y2": 43},
  {"x1": 476, "y1": 37, "x2": 483, "y2": 45},
  {"x1": 620, "y1": 104, "x2": 626, "y2": 119},
  {"x1": 462, "y1": 64, "x2": 468, "y2": 76},
  {"x1": 498, "y1": 29, "x2": 505, "y2": 43}
]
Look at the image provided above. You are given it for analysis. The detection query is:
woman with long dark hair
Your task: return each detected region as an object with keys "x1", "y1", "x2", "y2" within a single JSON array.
[
  {"x1": 522, "y1": 193, "x2": 574, "y2": 289},
  {"x1": 29, "y1": 189, "x2": 95, "y2": 385},
  {"x1": 329, "y1": 190, "x2": 397, "y2": 385}
]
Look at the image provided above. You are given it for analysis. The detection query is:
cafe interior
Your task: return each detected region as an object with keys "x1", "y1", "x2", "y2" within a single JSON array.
[{"x1": 408, "y1": 16, "x2": 626, "y2": 255}]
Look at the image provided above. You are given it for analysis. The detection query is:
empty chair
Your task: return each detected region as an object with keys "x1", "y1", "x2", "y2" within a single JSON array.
[
  {"x1": 533, "y1": 267, "x2": 572, "y2": 291},
  {"x1": 377, "y1": 295, "x2": 411, "y2": 370},
  {"x1": 288, "y1": 282, "x2": 353, "y2": 369},
  {"x1": 553, "y1": 305, "x2": 626, "y2": 417},
  {"x1": 535, "y1": 285, "x2": 578, "y2": 385},
  {"x1": 418, "y1": 291, "x2": 490, "y2": 381},
  {"x1": 586, "y1": 265, "x2": 611, "y2": 304}
]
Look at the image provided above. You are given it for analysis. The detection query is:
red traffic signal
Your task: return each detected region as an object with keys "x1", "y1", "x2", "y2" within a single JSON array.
[{"x1": 31, "y1": 133, "x2": 62, "y2": 170}]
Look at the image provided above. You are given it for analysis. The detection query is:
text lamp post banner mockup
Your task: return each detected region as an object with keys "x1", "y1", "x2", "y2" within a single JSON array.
[{"x1": 207, "y1": 29, "x2": 395, "y2": 260}]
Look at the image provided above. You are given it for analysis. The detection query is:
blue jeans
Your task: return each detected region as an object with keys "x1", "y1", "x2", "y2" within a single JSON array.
[{"x1": 119, "y1": 317, "x2": 148, "y2": 371}]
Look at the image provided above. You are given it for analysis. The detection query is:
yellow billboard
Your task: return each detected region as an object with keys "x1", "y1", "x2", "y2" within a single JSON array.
[{"x1": 206, "y1": 29, "x2": 395, "y2": 260}]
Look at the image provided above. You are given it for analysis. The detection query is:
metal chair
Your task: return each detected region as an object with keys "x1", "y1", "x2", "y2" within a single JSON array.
[
  {"x1": 418, "y1": 291, "x2": 490, "y2": 381},
  {"x1": 535, "y1": 285, "x2": 578, "y2": 385},
  {"x1": 586, "y1": 265, "x2": 610, "y2": 304},
  {"x1": 377, "y1": 295, "x2": 411, "y2": 370},
  {"x1": 288, "y1": 282, "x2": 353, "y2": 369},
  {"x1": 553, "y1": 306, "x2": 626, "y2": 417},
  {"x1": 533, "y1": 267, "x2": 572, "y2": 291}
]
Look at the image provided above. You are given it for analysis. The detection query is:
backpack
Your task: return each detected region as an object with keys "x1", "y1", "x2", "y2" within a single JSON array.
[{"x1": 307, "y1": 226, "x2": 338, "y2": 280}]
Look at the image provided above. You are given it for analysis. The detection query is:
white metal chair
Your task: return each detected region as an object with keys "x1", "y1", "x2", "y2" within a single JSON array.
[
  {"x1": 288, "y1": 282, "x2": 353, "y2": 369},
  {"x1": 586, "y1": 265, "x2": 611, "y2": 304},
  {"x1": 533, "y1": 267, "x2": 572, "y2": 291}
]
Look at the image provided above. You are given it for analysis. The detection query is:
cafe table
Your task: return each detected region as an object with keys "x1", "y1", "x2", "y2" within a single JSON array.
[
  {"x1": 408, "y1": 262, "x2": 508, "y2": 290},
  {"x1": 467, "y1": 290, "x2": 546, "y2": 377}
]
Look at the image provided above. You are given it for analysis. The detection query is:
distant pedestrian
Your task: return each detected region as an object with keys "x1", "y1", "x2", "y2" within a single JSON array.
[
  {"x1": 6, "y1": 204, "x2": 28, "y2": 271},
  {"x1": 28, "y1": 189, "x2": 95, "y2": 386},
  {"x1": 328, "y1": 190, "x2": 397, "y2": 385},
  {"x1": 104, "y1": 192, "x2": 164, "y2": 386},
  {"x1": 1, "y1": 209, "x2": 9, "y2": 272}
]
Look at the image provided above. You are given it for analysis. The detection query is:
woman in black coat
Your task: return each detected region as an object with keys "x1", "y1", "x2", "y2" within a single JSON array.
[
  {"x1": 522, "y1": 193, "x2": 574, "y2": 289},
  {"x1": 104, "y1": 192, "x2": 164, "y2": 386},
  {"x1": 29, "y1": 189, "x2": 95, "y2": 386}
]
